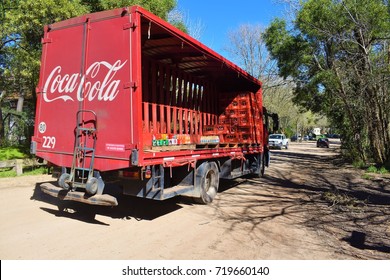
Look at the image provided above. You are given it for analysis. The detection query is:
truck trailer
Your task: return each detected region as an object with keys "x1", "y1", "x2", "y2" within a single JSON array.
[{"x1": 31, "y1": 6, "x2": 275, "y2": 207}]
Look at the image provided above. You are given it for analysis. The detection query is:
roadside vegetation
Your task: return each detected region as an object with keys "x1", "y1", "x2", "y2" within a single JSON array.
[
  {"x1": 264, "y1": 0, "x2": 390, "y2": 169},
  {"x1": 0, "y1": 146, "x2": 47, "y2": 177},
  {"x1": 0, "y1": 146, "x2": 28, "y2": 160}
]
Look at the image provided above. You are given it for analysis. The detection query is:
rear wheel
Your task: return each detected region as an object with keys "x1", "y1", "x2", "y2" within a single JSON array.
[
  {"x1": 194, "y1": 162, "x2": 219, "y2": 204},
  {"x1": 256, "y1": 153, "x2": 265, "y2": 178}
]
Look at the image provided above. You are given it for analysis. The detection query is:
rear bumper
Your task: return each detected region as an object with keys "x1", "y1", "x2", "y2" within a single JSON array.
[{"x1": 40, "y1": 182, "x2": 118, "y2": 206}]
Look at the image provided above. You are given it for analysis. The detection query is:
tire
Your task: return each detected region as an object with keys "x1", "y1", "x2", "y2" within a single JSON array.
[
  {"x1": 86, "y1": 177, "x2": 98, "y2": 195},
  {"x1": 58, "y1": 173, "x2": 71, "y2": 190},
  {"x1": 256, "y1": 153, "x2": 265, "y2": 178},
  {"x1": 193, "y1": 162, "x2": 219, "y2": 204}
]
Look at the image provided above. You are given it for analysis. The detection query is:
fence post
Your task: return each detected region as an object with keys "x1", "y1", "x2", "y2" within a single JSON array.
[{"x1": 15, "y1": 159, "x2": 23, "y2": 176}]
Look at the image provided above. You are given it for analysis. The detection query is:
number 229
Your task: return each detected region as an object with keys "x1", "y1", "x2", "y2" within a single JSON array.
[{"x1": 42, "y1": 136, "x2": 56, "y2": 149}]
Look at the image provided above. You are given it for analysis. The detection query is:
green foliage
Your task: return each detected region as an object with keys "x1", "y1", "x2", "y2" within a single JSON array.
[
  {"x1": 264, "y1": 0, "x2": 390, "y2": 166},
  {"x1": 365, "y1": 165, "x2": 389, "y2": 174},
  {"x1": 0, "y1": 168, "x2": 16, "y2": 177},
  {"x1": 378, "y1": 167, "x2": 389, "y2": 174},
  {"x1": 0, "y1": 146, "x2": 28, "y2": 160},
  {"x1": 84, "y1": 0, "x2": 177, "y2": 20},
  {"x1": 361, "y1": 173, "x2": 374, "y2": 180},
  {"x1": 2, "y1": 0, "x2": 89, "y2": 94},
  {"x1": 367, "y1": 165, "x2": 378, "y2": 173},
  {"x1": 352, "y1": 160, "x2": 366, "y2": 169}
]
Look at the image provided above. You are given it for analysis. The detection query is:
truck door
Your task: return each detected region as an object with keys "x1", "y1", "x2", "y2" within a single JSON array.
[{"x1": 33, "y1": 12, "x2": 134, "y2": 171}]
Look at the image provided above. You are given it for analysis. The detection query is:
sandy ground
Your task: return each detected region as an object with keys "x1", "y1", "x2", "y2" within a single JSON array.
[{"x1": 0, "y1": 140, "x2": 389, "y2": 260}]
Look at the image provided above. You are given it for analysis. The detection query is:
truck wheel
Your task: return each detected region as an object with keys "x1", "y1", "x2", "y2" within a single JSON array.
[
  {"x1": 194, "y1": 162, "x2": 219, "y2": 204},
  {"x1": 86, "y1": 177, "x2": 98, "y2": 195},
  {"x1": 58, "y1": 173, "x2": 71, "y2": 190}
]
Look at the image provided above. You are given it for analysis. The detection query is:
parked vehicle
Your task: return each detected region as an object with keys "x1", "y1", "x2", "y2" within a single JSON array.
[
  {"x1": 316, "y1": 138, "x2": 330, "y2": 148},
  {"x1": 269, "y1": 134, "x2": 289, "y2": 149},
  {"x1": 31, "y1": 6, "x2": 278, "y2": 206}
]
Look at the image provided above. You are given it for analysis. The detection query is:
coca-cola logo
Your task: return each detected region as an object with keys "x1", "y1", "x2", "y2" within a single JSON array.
[{"x1": 42, "y1": 60, "x2": 127, "y2": 102}]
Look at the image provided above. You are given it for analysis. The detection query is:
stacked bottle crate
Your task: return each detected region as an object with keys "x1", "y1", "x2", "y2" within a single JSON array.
[{"x1": 202, "y1": 92, "x2": 261, "y2": 144}]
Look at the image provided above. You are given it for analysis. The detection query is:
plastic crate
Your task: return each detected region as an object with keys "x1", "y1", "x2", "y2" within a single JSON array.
[
  {"x1": 229, "y1": 100, "x2": 239, "y2": 109},
  {"x1": 218, "y1": 114, "x2": 228, "y2": 124},
  {"x1": 241, "y1": 134, "x2": 253, "y2": 143},
  {"x1": 237, "y1": 126, "x2": 253, "y2": 134},
  {"x1": 215, "y1": 124, "x2": 230, "y2": 134},
  {"x1": 227, "y1": 109, "x2": 238, "y2": 117},
  {"x1": 230, "y1": 117, "x2": 239, "y2": 125},
  {"x1": 224, "y1": 134, "x2": 239, "y2": 143},
  {"x1": 239, "y1": 117, "x2": 253, "y2": 126},
  {"x1": 203, "y1": 125, "x2": 216, "y2": 135},
  {"x1": 239, "y1": 99, "x2": 249, "y2": 109}
]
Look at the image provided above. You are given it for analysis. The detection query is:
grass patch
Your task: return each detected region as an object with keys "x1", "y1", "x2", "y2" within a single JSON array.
[
  {"x1": 0, "y1": 168, "x2": 17, "y2": 178},
  {"x1": 352, "y1": 160, "x2": 366, "y2": 169},
  {"x1": 361, "y1": 173, "x2": 374, "y2": 180},
  {"x1": 0, "y1": 166, "x2": 48, "y2": 178},
  {"x1": 366, "y1": 165, "x2": 378, "y2": 173},
  {"x1": 365, "y1": 165, "x2": 389, "y2": 175},
  {"x1": 378, "y1": 167, "x2": 389, "y2": 174},
  {"x1": 23, "y1": 166, "x2": 48, "y2": 175}
]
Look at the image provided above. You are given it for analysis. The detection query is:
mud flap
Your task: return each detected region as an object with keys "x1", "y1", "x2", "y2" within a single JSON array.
[{"x1": 265, "y1": 149, "x2": 270, "y2": 167}]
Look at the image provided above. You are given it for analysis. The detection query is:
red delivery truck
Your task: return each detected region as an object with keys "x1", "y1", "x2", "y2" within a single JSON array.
[{"x1": 31, "y1": 6, "x2": 276, "y2": 206}]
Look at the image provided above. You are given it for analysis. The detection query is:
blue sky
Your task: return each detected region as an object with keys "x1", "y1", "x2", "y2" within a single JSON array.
[{"x1": 177, "y1": 0, "x2": 286, "y2": 58}]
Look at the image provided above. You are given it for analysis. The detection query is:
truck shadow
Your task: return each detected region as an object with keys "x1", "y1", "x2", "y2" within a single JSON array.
[
  {"x1": 217, "y1": 149, "x2": 390, "y2": 259},
  {"x1": 31, "y1": 181, "x2": 183, "y2": 224}
]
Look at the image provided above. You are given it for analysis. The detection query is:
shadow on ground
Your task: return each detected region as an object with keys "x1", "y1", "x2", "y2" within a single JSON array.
[
  {"x1": 30, "y1": 145, "x2": 390, "y2": 259},
  {"x1": 31, "y1": 181, "x2": 184, "y2": 224}
]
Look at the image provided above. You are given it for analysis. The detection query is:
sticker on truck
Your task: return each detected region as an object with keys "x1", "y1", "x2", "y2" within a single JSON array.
[{"x1": 105, "y1": 143, "x2": 125, "y2": 152}]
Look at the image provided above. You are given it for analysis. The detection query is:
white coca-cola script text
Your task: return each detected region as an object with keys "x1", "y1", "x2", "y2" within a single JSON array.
[{"x1": 43, "y1": 60, "x2": 127, "y2": 102}]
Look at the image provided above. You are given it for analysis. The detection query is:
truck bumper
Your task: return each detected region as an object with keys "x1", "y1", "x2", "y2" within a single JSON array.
[{"x1": 40, "y1": 182, "x2": 118, "y2": 206}]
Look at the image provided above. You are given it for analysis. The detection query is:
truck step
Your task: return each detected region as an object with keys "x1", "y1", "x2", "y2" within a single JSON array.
[{"x1": 40, "y1": 182, "x2": 118, "y2": 206}]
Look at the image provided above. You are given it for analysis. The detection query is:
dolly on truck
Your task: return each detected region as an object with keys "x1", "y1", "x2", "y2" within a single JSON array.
[{"x1": 31, "y1": 6, "x2": 278, "y2": 207}]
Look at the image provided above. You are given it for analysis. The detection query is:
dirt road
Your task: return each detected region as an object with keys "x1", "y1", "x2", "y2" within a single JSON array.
[{"x1": 1, "y1": 140, "x2": 389, "y2": 260}]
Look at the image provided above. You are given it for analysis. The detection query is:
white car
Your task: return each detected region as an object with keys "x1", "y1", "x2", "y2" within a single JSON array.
[{"x1": 269, "y1": 134, "x2": 289, "y2": 149}]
